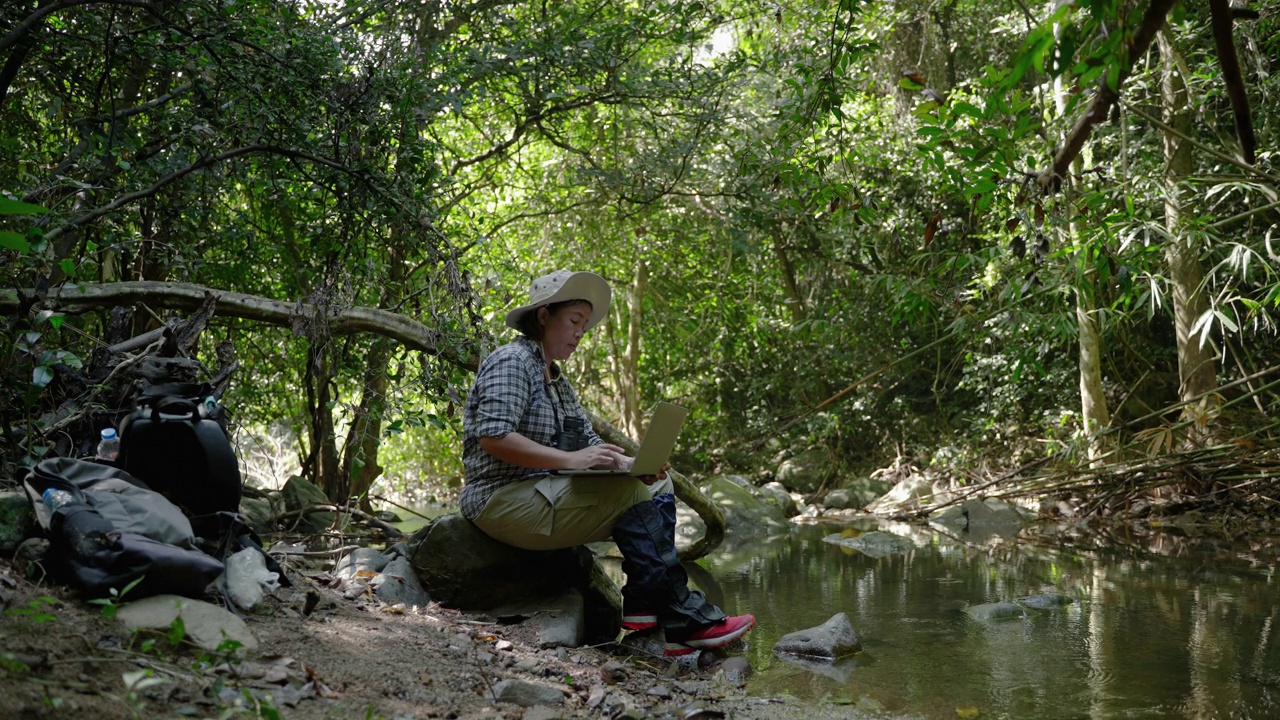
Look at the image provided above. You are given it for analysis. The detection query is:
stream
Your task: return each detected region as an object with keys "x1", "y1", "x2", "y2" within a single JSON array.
[{"x1": 680, "y1": 519, "x2": 1280, "y2": 719}]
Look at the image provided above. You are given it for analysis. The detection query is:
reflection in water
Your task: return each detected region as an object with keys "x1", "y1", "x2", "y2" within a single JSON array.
[{"x1": 682, "y1": 522, "x2": 1280, "y2": 720}]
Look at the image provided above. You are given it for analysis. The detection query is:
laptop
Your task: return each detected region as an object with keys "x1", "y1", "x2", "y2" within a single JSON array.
[{"x1": 554, "y1": 402, "x2": 689, "y2": 477}]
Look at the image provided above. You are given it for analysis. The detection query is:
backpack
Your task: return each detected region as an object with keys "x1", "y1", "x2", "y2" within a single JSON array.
[
  {"x1": 117, "y1": 381, "x2": 242, "y2": 518},
  {"x1": 23, "y1": 457, "x2": 225, "y2": 600}
]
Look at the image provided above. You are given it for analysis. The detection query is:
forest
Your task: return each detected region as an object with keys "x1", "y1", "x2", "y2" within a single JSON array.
[{"x1": 3, "y1": 0, "x2": 1280, "y2": 525}]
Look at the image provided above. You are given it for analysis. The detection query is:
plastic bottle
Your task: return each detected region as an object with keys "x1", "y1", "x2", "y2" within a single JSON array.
[
  {"x1": 42, "y1": 487, "x2": 76, "y2": 511},
  {"x1": 96, "y1": 427, "x2": 120, "y2": 461}
]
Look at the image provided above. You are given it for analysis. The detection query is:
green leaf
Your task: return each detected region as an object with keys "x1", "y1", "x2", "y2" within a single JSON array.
[
  {"x1": 32, "y1": 366, "x2": 53, "y2": 388},
  {"x1": 59, "y1": 258, "x2": 75, "y2": 277},
  {"x1": 0, "y1": 198, "x2": 50, "y2": 215},
  {"x1": 0, "y1": 231, "x2": 30, "y2": 252},
  {"x1": 168, "y1": 615, "x2": 186, "y2": 646}
]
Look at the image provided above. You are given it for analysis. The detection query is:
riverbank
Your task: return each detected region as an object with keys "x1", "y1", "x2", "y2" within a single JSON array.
[{"x1": 0, "y1": 553, "x2": 895, "y2": 720}]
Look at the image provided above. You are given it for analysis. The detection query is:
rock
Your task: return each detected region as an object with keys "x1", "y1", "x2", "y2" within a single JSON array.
[
  {"x1": 717, "y1": 656, "x2": 753, "y2": 686},
  {"x1": 932, "y1": 498, "x2": 1024, "y2": 542},
  {"x1": 823, "y1": 488, "x2": 857, "y2": 510},
  {"x1": 704, "y1": 476, "x2": 789, "y2": 537},
  {"x1": 599, "y1": 660, "x2": 627, "y2": 684},
  {"x1": 822, "y1": 530, "x2": 914, "y2": 558},
  {"x1": 616, "y1": 627, "x2": 665, "y2": 658},
  {"x1": 279, "y1": 476, "x2": 334, "y2": 532},
  {"x1": 720, "y1": 474, "x2": 752, "y2": 488},
  {"x1": 334, "y1": 547, "x2": 391, "y2": 582},
  {"x1": 775, "y1": 447, "x2": 835, "y2": 494},
  {"x1": 490, "y1": 589, "x2": 585, "y2": 649},
  {"x1": 866, "y1": 472, "x2": 940, "y2": 514},
  {"x1": 489, "y1": 678, "x2": 564, "y2": 706},
  {"x1": 371, "y1": 556, "x2": 432, "y2": 608},
  {"x1": 238, "y1": 496, "x2": 275, "y2": 536},
  {"x1": 12, "y1": 537, "x2": 49, "y2": 579},
  {"x1": 522, "y1": 707, "x2": 563, "y2": 720},
  {"x1": 117, "y1": 594, "x2": 258, "y2": 653},
  {"x1": 1018, "y1": 593, "x2": 1075, "y2": 610},
  {"x1": 407, "y1": 514, "x2": 620, "y2": 643},
  {"x1": 759, "y1": 482, "x2": 799, "y2": 517},
  {"x1": 647, "y1": 684, "x2": 673, "y2": 698},
  {"x1": 0, "y1": 491, "x2": 35, "y2": 553},
  {"x1": 773, "y1": 612, "x2": 861, "y2": 660},
  {"x1": 964, "y1": 602, "x2": 1033, "y2": 621},
  {"x1": 772, "y1": 653, "x2": 859, "y2": 682}
]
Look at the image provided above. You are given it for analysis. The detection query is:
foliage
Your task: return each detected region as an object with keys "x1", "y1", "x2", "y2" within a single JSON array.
[{"x1": 2, "y1": 0, "x2": 1279, "y2": 497}]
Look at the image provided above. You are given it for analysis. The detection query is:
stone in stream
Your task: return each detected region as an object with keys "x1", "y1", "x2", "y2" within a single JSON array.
[
  {"x1": 821, "y1": 530, "x2": 914, "y2": 558},
  {"x1": 773, "y1": 611, "x2": 862, "y2": 660},
  {"x1": 1018, "y1": 593, "x2": 1076, "y2": 610},
  {"x1": 964, "y1": 602, "x2": 1035, "y2": 621}
]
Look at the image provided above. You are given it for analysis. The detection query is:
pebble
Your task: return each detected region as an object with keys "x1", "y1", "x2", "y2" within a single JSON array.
[
  {"x1": 495, "y1": 639, "x2": 513, "y2": 651},
  {"x1": 647, "y1": 684, "x2": 673, "y2": 698},
  {"x1": 599, "y1": 661, "x2": 627, "y2": 684}
]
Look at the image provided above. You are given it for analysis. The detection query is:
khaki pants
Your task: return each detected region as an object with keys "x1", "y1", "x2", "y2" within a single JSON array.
[{"x1": 473, "y1": 474, "x2": 674, "y2": 552}]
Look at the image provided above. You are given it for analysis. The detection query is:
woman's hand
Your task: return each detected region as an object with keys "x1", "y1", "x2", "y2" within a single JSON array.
[
  {"x1": 636, "y1": 463, "x2": 671, "y2": 486},
  {"x1": 566, "y1": 443, "x2": 630, "y2": 470}
]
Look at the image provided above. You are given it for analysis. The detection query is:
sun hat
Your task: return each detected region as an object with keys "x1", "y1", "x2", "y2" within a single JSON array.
[{"x1": 504, "y1": 270, "x2": 612, "y2": 331}]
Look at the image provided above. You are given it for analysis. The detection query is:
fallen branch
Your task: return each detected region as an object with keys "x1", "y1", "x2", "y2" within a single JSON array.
[{"x1": 3, "y1": 281, "x2": 479, "y2": 371}]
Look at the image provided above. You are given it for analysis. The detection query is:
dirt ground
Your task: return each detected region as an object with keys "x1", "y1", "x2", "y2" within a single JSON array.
[{"x1": 0, "y1": 555, "x2": 884, "y2": 720}]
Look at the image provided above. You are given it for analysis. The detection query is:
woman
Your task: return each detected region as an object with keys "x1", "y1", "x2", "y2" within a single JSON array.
[{"x1": 461, "y1": 269, "x2": 754, "y2": 656}]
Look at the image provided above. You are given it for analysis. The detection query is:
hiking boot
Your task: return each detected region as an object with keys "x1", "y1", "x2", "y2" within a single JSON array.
[
  {"x1": 621, "y1": 608, "x2": 658, "y2": 631},
  {"x1": 663, "y1": 614, "x2": 756, "y2": 656}
]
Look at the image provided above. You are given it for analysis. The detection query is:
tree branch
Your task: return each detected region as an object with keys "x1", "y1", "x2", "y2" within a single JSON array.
[
  {"x1": 0, "y1": 281, "x2": 480, "y2": 371},
  {"x1": 0, "y1": 0, "x2": 158, "y2": 55},
  {"x1": 1037, "y1": 0, "x2": 1179, "y2": 194},
  {"x1": 42, "y1": 145, "x2": 392, "y2": 243},
  {"x1": 1208, "y1": 0, "x2": 1256, "y2": 164}
]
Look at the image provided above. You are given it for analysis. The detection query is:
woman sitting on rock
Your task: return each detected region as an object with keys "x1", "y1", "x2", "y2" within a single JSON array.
[{"x1": 460, "y1": 269, "x2": 754, "y2": 656}]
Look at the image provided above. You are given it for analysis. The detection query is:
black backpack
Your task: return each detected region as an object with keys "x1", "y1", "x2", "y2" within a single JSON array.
[
  {"x1": 23, "y1": 458, "x2": 226, "y2": 600},
  {"x1": 117, "y1": 382, "x2": 242, "y2": 518}
]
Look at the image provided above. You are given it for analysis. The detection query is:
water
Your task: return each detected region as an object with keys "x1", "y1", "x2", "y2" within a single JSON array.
[{"x1": 686, "y1": 520, "x2": 1280, "y2": 719}]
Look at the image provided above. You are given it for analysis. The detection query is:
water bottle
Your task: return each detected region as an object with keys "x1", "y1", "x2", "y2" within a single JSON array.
[
  {"x1": 96, "y1": 427, "x2": 120, "y2": 461},
  {"x1": 42, "y1": 487, "x2": 76, "y2": 511}
]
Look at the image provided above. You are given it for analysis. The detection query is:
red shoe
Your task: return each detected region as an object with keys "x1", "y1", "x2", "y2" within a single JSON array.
[
  {"x1": 621, "y1": 609, "x2": 658, "y2": 631},
  {"x1": 663, "y1": 614, "x2": 756, "y2": 656}
]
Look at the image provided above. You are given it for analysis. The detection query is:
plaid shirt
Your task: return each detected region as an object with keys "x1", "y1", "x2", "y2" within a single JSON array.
[{"x1": 460, "y1": 337, "x2": 603, "y2": 519}]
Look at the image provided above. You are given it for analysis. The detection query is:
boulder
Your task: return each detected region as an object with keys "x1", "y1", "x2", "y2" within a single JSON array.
[
  {"x1": 238, "y1": 496, "x2": 276, "y2": 536},
  {"x1": 823, "y1": 488, "x2": 857, "y2": 510},
  {"x1": 964, "y1": 602, "x2": 1033, "y2": 621},
  {"x1": 930, "y1": 498, "x2": 1025, "y2": 542},
  {"x1": 1018, "y1": 593, "x2": 1075, "y2": 610},
  {"x1": 773, "y1": 612, "x2": 862, "y2": 660},
  {"x1": 0, "y1": 491, "x2": 34, "y2": 553},
  {"x1": 866, "y1": 472, "x2": 941, "y2": 514},
  {"x1": 117, "y1": 594, "x2": 258, "y2": 653},
  {"x1": 822, "y1": 530, "x2": 914, "y2": 558},
  {"x1": 371, "y1": 556, "x2": 432, "y2": 608},
  {"x1": 334, "y1": 547, "x2": 390, "y2": 582},
  {"x1": 279, "y1": 476, "x2": 334, "y2": 532},
  {"x1": 704, "y1": 476, "x2": 789, "y2": 536},
  {"x1": 775, "y1": 448, "x2": 834, "y2": 494},
  {"x1": 759, "y1": 482, "x2": 799, "y2": 517},
  {"x1": 407, "y1": 514, "x2": 620, "y2": 643}
]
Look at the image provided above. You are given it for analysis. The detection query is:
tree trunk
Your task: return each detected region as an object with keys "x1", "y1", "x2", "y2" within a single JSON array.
[
  {"x1": 1159, "y1": 33, "x2": 1219, "y2": 412},
  {"x1": 611, "y1": 260, "x2": 646, "y2": 437},
  {"x1": 772, "y1": 224, "x2": 806, "y2": 323},
  {"x1": 1053, "y1": 18, "x2": 1110, "y2": 456}
]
